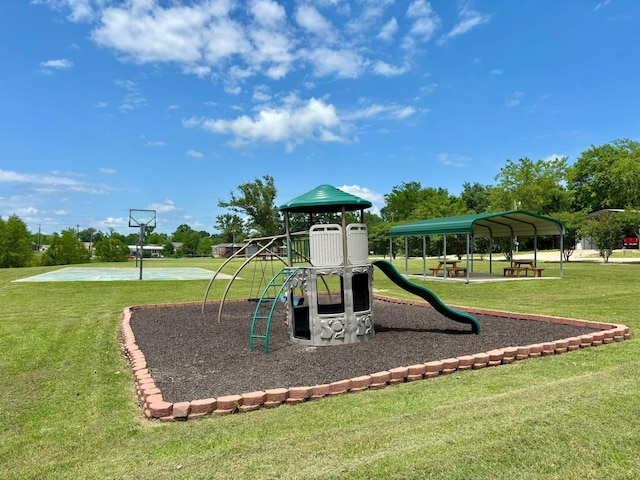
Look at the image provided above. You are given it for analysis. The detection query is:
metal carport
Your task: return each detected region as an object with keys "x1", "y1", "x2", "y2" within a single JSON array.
[{"x1": 388, "y1": 210, "x2": 566, "y2": 283}]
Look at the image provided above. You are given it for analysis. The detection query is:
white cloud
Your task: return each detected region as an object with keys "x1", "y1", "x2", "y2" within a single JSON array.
[
  {"x1": 145, "y1": 141, "x2": 166, "y2": 147},
  {"x1": 377, "y1": 17, "x2": 398, "y2": 41},
  {"x1": 406, "y1": 0, "x2": 441, "y2": 42},
  {"x1": 99, "y1": 168, "x2": 117, "y2": 174},
  {"x1": 437, "y1": 153, "x2": 471, "y2": 167},
  {"x1": 302, "y1": 47, "x2": 366, "y2": 78},
  {"x1": 345, "y1": 103, "x2": 416, "y2": 121},
  {"x1": 420, "y1": 82, "x2": 438, "y2": 95},
  {"x1": 338, "y1": 184, "x2": 385, "y2": 204},
  {"x1": 252, "y1": 85, "x2": 271, "y2": 102},
  {"x1": 56, "y1": 0, "x2": 95, "y2": 22},
  {"x1": 182, "y1": 64, "x2": 212, "y2": 78},
  {"x1": 13, "y1": 206, "x2": 39, "y2": 217},
  {"x1": 250, "y1": 0, "x2": 286, "y2": 27},
  {"x1": 392, "y1": 106, "x2": 416, "y2": 119},
  {"x1": 186, "y1": 96, "x2": 343, "y2": 150},
  {"x1": 507, "y1": 91, "x2": 523, "y2": 108},
  {"x1": 40, "y1": 58, "x2": 74, "y2": 69},
  {"x1": 542, "y1": 153, "x2": 565, "y2": 163},
  {"x1": 224, "y1": 85, "x2": 242, "y2": 95},
  {"x1": 93, "y1": 1, "x2": 231, "y2": 64},
  {"x1": 96, "y1": 217, "x2": 129, "y2": 230},
  {"x1": 1, "y1": 169, "x2": 80, "y2": 186},
  {"x1": 247, "y1": 28, "x2": 295, "y2": 79},
  {"x1": 147, "y1": 199, "x2": 179, "y2": 213},
  {"x1": 438, "y1": 5, "x2": 491, "y2": 45},
  {"x1": 186, "y1": 149, "x2": 204, "y2": 158},
  {"x1": 184, "y1": 97, "x2": 416, "y2": 149},
  {"x1": 373, "y1": 61, "x2": 409, "y2": 77},
  {"x1": 115, "y1": 79, "x2": 147, "y2": 112},
  {"x1": 594, "y1": 0, "x2": 612, "y2": 12},
  {"x1": 490, "y1": 68, "x2": 503, "y2": 75},
  {"x1": 37, "y1": 0, "x2": 467, "y2": 89},
  {"x1": 0, "y1": 169, "x2": 109, "y2": 195},
  {"x1": 94, "y1": 101, "x2": 108, "y2": 108},
  {"x1": 295, "y1": 4, "x2": 335, "y2": 39}
]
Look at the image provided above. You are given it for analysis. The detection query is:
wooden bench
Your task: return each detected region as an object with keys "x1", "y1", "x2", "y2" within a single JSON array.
[
  {"x1": 528, "y1": 267, "x2": 544, "y2": 277},
  {"x1": 429, "y1": 267, "x2": 443, "y2": 277},
  {"x1": 503, "y1": 267, "x2": 528, "y2": 277},
  {"x1": 446, "y1": 267, "x2": 467, "y2": 277}
]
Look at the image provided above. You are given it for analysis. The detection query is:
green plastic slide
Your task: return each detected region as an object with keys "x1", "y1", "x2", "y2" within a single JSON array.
[{"x1": 372, "y1": 259, "x2": 480, "y2": 334}]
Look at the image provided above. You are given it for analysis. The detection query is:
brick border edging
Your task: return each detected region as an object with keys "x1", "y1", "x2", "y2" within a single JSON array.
[{"x1": 120, "y1": 296, "x2": 631, "y2": 422}]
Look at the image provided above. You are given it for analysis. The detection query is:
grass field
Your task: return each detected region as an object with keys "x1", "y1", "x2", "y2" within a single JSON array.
[{"x1": 1, "y1": 256, "x2": 639, "y2": 479}]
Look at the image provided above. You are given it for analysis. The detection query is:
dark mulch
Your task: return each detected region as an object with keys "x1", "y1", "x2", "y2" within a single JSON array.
[{"x1": 129, "y1": 299, "x2": 599, "y2": 403}]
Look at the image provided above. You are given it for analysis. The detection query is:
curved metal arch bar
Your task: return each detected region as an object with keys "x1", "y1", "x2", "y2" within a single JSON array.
[
  {"x1": 215, "y1": 237, "x2": 285, "y2": 323},
  {"x1": 202, "y1": 234, "x2": 289, "y2": 314},
  {"x1": 201, "y1": 242, "x2": 252, "y2": 314}
]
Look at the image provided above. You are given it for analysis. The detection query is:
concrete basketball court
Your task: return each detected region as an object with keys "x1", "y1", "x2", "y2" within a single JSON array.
[{"x1": 14, "y1": 267, "x2": 232, "y2": 282}]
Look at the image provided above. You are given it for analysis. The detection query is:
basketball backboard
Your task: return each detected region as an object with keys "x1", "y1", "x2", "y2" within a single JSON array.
[{"x1": 129, "y1": 209, "x2": 156, "y2": 228}]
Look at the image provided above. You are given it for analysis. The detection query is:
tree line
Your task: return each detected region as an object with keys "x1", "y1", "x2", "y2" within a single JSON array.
[
  {"x1": 1, "y1": 138, "x2": 639, "y2": 268},
  {"x1": 212, "y1": 138, "x2": 640, "y2": 262},
  {"x1": 0, "y1": 221, "x2": 222, "y2": 267}
]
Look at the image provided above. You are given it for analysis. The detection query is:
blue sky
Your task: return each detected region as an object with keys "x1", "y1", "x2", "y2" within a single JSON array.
[{"x1": 2, "y1": 0, "x2": 639, "y2": 235}]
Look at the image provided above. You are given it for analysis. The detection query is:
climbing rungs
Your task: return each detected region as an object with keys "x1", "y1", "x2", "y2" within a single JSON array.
[{"x1": 249, "y1": 267, "x2": 302, "y2": 354}]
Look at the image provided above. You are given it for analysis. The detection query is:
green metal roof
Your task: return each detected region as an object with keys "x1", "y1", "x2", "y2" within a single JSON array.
[
  {"x1": 279, "y1": 184, "x2": 372, "y2": 213},
  {"x1": 389, "y1": 210, "x2": 566, "y2": 238}
]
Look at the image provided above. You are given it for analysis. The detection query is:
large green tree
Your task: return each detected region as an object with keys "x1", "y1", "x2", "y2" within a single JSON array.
[
  {"x1": 381, "y1": 182, "x2": 463, "y2": 223},
  {"x1": 0, "y1": 215, "x2": 34, "y2": 268},
  {"x1": 41, "y1": 229, "x2": 91, "y2": 265},
  {"x1": 381, "y1": 182, "x2": 464, "y2": 257},
  {"x1": 214, "y1": 213, "x2": 246, "y2": 243},
  {"x1": 218, "y1": 175, "x2": 282, "y2": 237},
  {"x1": 459, "y1": 182, "x2": 493, "y2": 214},
  {"x1": 94, "y1": 236, "x2": 130, "y2": 262},
  {"x1": 584, "y1": 213, "x2": 624, "y2": 263},
  {"x1": 171, "y1": 224, "x2": 201, "y2": 256},
  {"x1": 568, "y1": 139, "x2": 640, "y2": 212},
  {"x1": 490, "y1": 157, "x2": 570, "y2": 214},
  {"x1": 196, "y1": 237, "x2": 216, "y2": 256}
]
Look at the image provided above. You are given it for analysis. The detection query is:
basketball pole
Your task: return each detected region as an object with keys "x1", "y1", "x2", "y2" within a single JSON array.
[{"x1": 139, "y1": 224, "x2": 145, "y2": 280}]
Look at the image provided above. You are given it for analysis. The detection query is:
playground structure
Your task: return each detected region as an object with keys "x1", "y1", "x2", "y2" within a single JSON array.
[{"x1": 203, "y1": 185, "x2": 479, "y2": 353}]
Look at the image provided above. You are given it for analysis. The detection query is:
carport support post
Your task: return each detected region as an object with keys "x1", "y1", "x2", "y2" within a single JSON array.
[
  {"x1": 560, "y1": 234, "x2": 564, "y2": 278},
  {"x1": 443, "y1": 235, "x2": 447, "y2": 278},
  {"x1": 422, "y1": 236, "x2": 427, "y2": 277},
  {"x1": 466, "y1": 234, "x2": 470, "y2": 284},
  {"x1": 404, "y1": 236, "x2": 409, "y2": 274}
]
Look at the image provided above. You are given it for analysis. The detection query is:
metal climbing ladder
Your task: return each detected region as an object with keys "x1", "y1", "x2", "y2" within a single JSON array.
[{"x1": 249, "y1": 267, "x2": 301, "y2": 354}]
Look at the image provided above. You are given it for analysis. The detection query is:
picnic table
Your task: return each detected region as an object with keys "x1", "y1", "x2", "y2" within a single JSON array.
[
  {"x1": 504, "y1": 259, "x2": 544, "y2": 277},
  {"x1": 429, "y1": 260, "x2": 467, "y2": 277}
]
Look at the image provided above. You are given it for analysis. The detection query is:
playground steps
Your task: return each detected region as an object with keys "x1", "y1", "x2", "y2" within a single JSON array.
[{"x1": 249, "y1": 267, "x2": 301, "y2": 354}]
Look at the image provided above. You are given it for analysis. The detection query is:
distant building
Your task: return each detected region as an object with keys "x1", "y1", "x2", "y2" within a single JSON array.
[
  {"x1": 128, "y1": 245, "x2": 164, "y2": 257},
  {"x1": 212, "y1": 243, "x2": 244, "y2": 258}
]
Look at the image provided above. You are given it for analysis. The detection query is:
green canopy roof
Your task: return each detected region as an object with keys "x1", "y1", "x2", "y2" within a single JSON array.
[
  {"x1": 389, "y1": 210, "x2": 565, "y2": 238},
  {"x1": 279, "y1": 184, "x2": 372, "y2": 213}
]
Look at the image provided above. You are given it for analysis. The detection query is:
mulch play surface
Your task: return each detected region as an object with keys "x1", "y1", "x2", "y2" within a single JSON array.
[{"x1": 130, "y1": 298, "x2": 599, "y2": 403}]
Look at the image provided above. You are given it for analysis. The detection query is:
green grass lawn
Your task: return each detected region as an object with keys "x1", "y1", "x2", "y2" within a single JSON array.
[{"x1": 1, "y1": 256, "x2": 639, "y2": 479}]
